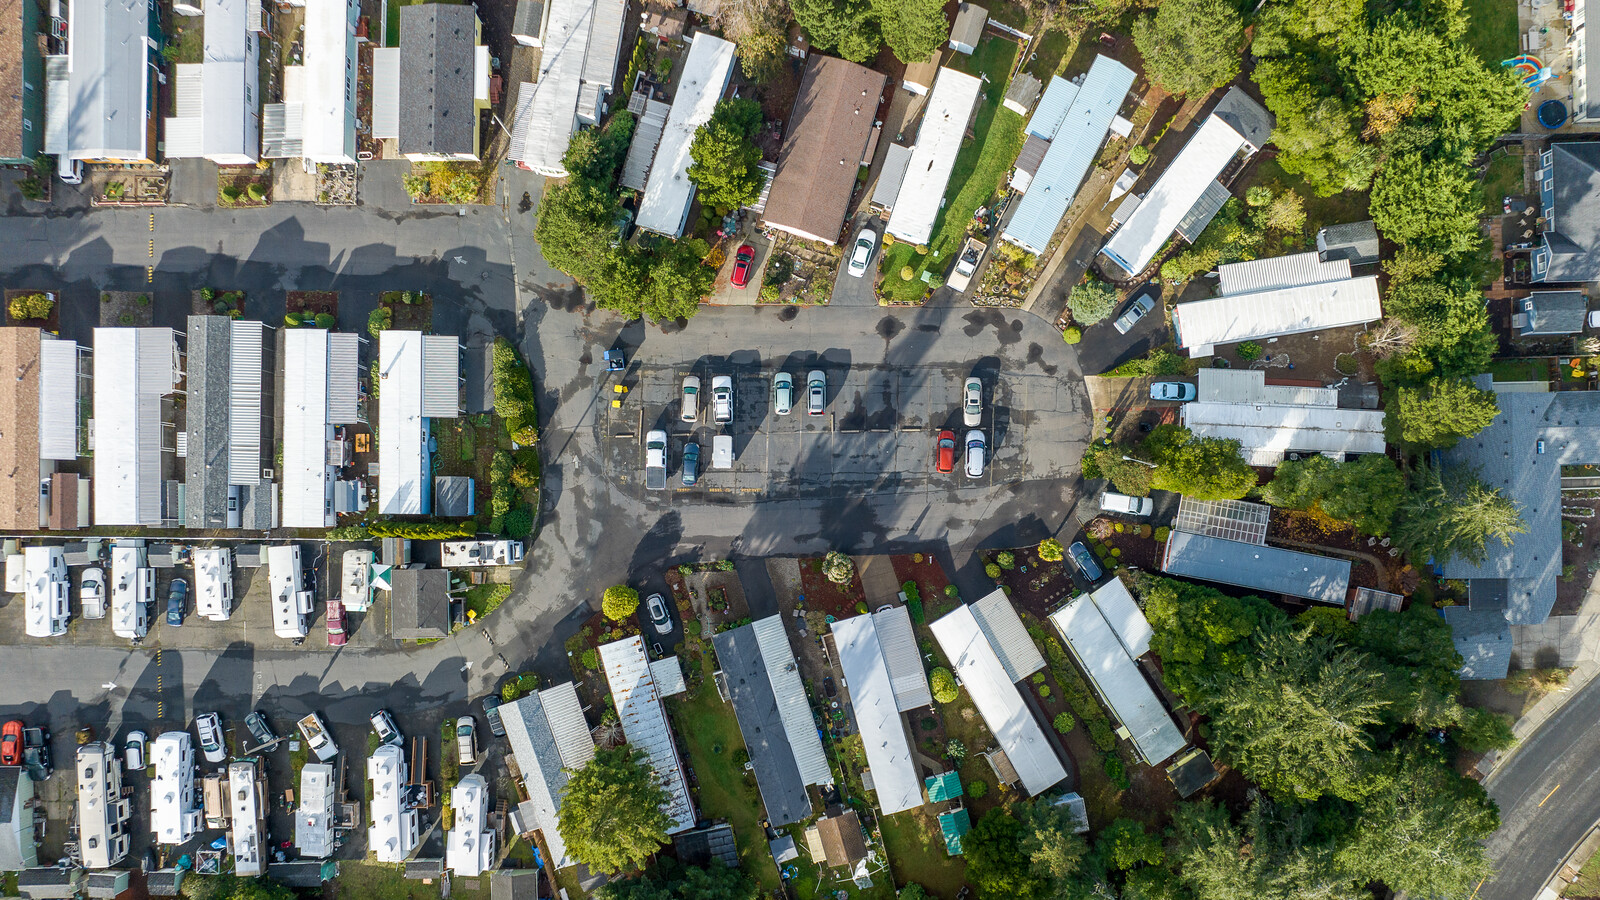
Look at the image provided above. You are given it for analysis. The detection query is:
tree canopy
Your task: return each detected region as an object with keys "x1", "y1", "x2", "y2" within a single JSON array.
[
  {"x1": 1131, "y1": 0, "x2": 1244, "y2": 97},
  {"x1": 1144, "y1": 426, "x2": 1258, "y2": 500},
  {"x1": 1393, "y1": 463, "x2": 1527, "y2": 565},
  {"x1": 1386, "y1": 377, "x2": 1499, "y2": 450},
  {"x1": 688, "y1": 100, "x2": 767, "y2": 212},
  {"x1": 1068, "y1": 277, "x2": 1119, "y2": 325},
  {"x1": 557, "y1": 746, "x2": 672, "y2": 873},
  {"x1": 1258, "y1": 454, "x2": 1406, "y2": 535},
  {"x1": 594, "y1": 859, "x2": 758, "y2": 900}
]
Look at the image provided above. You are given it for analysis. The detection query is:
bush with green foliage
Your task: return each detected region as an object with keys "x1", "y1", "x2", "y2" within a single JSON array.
[
  {"x1": 492, "y1": 338, "x2": 541, "y2": 446},
  {"x1": 367, "y1": 307, "x2": 392, "y2": 337},
  {"x1": 7, "y1": 293, "x2": 52, "y2": 320},
  {"x1": 368, "y1": 520, "x2": 472, "y2": 539},
  {"x1": 592, "y1": 857, "x2": 757, "y2": 900},
  {"x1": 930, "y1": 667, "x2": 959, "y2": 703},
  {"x1": 1260, "y1": 454, "x2": 1407, "y2": 535},
  {"x1": 945, "y1": 738, "x2": 966, "y2": 762},
  {"x1": 1067, "y1": 277, "x2": 1118, "y2": 325},
  {"x1": 985, "y1": 563, "x2": 1002, "y2": 579},
  {"x1": 1128, "y1": 145, "x2": 1150, "y2": 165},
  {"x1": 996, "y1": 551, "x2": 1015, "y2": 570},
  {"x1": 1062, "y1": 326, "x2": 1082, "y2": 344},
  {"x1": 1038, "y1": 538, "x2": 1063, "y2": 561},
  {"x1": 821, "y1": 550, "x2": 855, "y2": 585},
  {"x1": 1236, "y1": 340, "x2": 1263, "y2": 361},
  {"x1": 1144, "y1": 425, "x2": 1257, "y2": 500},
  {"x1": 1053, "y1": 712, "x2": 1075, "y2": 734},
  {"x1": 602, "y1": 585, "x2": 640, "y2": 622},
  {"x1": 967, "y1": 779, "x2": 988, "y2": 799},
  {"x1": 313, "y1": 312, "x2": 335, "y2": 329}
]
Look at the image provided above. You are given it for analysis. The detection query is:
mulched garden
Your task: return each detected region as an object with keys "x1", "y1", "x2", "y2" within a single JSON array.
[
  {"x1": 192, "y1": 288, "x2": 245, "y2": 317},
  {"x1": 796, "y1": 556, "x2": 868, "y2": 617},
  {"x1": 218, "y1": 166, "x2": 272, "y2": 207},
  {"x1": 380, "y1": 291, "x2": 433, "y2": 332},
  {"x1": 286, "y1": 290, "x2": 338, "y2": 322},
  {"x1": 979, "y1": 544, "x2": 1078, "y2": 620},
  {"x1": 3, "y1": 289, "x2": 59, "y2": 330},
  {"x1": 1266, "y1": 509, "x2": 1418, "y2": 595}
]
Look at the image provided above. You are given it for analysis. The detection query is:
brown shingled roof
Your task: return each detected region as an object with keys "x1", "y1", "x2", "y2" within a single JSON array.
[
  {"x1": 762, "y1": 56, "x2": 887, "y2": 245},
  {"x1": 817, "y1": 811, "x2": 867, "y2": 867},
  {"x1": 0, "y1": 328, "x2": 41, "y2": 530}
]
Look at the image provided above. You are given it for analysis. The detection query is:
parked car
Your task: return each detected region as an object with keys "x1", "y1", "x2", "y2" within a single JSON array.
[
  {"x1": 124, "y1": 731, "x2": 146, "y2": 771},
  {"x1": 481, "y1": 696, "x2": 506, "y2": 739},
  {"x1": 807, "y1": 370, "x2": 827, "y2": 416},
  {"x1": 1069, "y1": 541, "x2": 1103, "y2": 582},
  {"x1": 456, "y1": 716, "x2": 477, "y2": 766},
  {"x1": 1, "y1": 721, "x2": 21, "y2": 766},
  {"x1": 369, "y1": 709, "x2": 402, "y2": 747},
  {"x1": 847, "y1": 229, "x2": 879, "y2": 277},
  {"x1": 79, "y1": 567, "x2": 105, "y2": 619},
  {"x1": 326, "y1": 601, "x2": 348, "y2": 646},
  {"x1": 645, "y1": 430, "x2": 668, "y2": 491},
  {"x1": 712, "y1": 434, "x2": 734, "y2": 469},
  {"x1": 963, "y1": 377, "x2": 983, "y2": 427},
  {"x1": 1101, "y1": 491, "x2": 1154, "y2": 516},
  {"x1": 1149, "y1": 381, "x2": 1196, "y2": 402},
  {"x1": 1113, "y1": 288, "x2": 1158, "y2": 334},
  {"x1": 165, "y1": 578, "x2": 188, "y2": 627},
  {"x1": 680, "y1": 376, "x2": 701, "y2": 422},
  {"x1": 194, "y1": 713, "x2": 225, "y2": 764},
  {"x1": 682, "y1": 442, "x2": 701, "y2": 486},
  {"x1": 298, "y1": 713, "x2": 338, "y2": 762},
  {"x1": 22, "y1": 727, "x2": 51, "y2": 781},
  {"x1": 59, "y1": 159, "x2": 82, "y2": 185},
  {"x1": 243, "y1": 712, "x2": 277, "y2": 749},
  {"x1": 773, "y1": 372, "x2": 794, "y2": 415},
  {"x1": 646, "y1": 592, "x2": 673, "y2": 635},
  {"x1": 712, "y1": 375, "x2": 734, "y2": 424},
  {"x1": 936, "y1": 430, "x2": 956, "y2": 473},
  {"x1": 731, "y1": 244, "x2": 755, "y2": 287},
  {"x1": 965, "y1": 430, "x2": 987, "y2": 478}
]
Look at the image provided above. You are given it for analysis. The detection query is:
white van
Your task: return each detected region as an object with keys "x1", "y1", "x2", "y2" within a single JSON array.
[
  {"x1": 1101, "y1": 491, "x2": 1153, "y2": 517},
  {"x1": 712, "y1": 435, "x2": 734, "y2": 470}
]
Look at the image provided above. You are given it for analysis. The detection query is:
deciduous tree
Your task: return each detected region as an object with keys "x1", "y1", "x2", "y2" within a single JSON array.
[
  {"x1": 557, "y1": 747, "x2": 672, "y2": 873},
  {"x1": 1144, "y1": 426, "x2": 1257, "y2": 500}
]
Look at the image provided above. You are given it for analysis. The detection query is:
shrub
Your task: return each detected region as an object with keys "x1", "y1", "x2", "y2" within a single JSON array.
[
  {"x1": 1001, "y1": 585, "x2": 1013, "y2": 595},
  {"x1": 326, "y1": 524, "x2": 371, "y2": 541},
  {"x1": 1155, "y1": 526, "x2": 1171, "y2": 542},
  {"x1": 1032, "y1": 672, "x2": 1046, "y2": 684},
  {"x1": 944, "y1": 585, "x2": 959, "y2": 599},
  {"x1": 367, "y1": 307, "x2": 392, "y2": 337},
  {"x1": 1053, "y1": 712, "x2": 1075, "y2": 734},
  {"x1": 945, "y1": 738, "x2": 966, "y2": 762},
  {"x1": 602, "y1": 585, "x2": 640, "y2": 622},
  {"x1": 716, "y1": 559, "x2": 735, "y2": 571},
  {"x1": 1062, "y1": 326, "x2": 1082, "y2": 344},
  {"x1": 1245, "y1": 185, "x2": 1274, "y2": 207},
  {"x1": 1089, "y1": 718, "x2": 1117, "y2": 752},
  {"x1": 313, "y1": 312, "x2": 336, "y2": 329},
  {"x1": 137, "y1": 295, "x2": 150, "y2": 306},
  {"x1": 684, "y1": 620, "x2": 702, "y2": 637},
  {"x1": 985, "y1": 563, "x2": 1002, "y2": 579},
  {"x1": 501, "y1": 682, "x2": 522, "y2": 702},
  {"x1": 996, "y1": 551, "x2": 1015, "y2": 570},
  {"x1": 1236, "y1": 340, "x2": 1263, "y2": 361},
  {"x1": 1038, "y1": 539, "x2": 1063, "y2": 561},
  {"x1": 930, "y1": 667, "x2": 959, "y2": 704},
  {"x1": 1037, "y1": 685, "x2": 1050, "y2": 698},
  {"x1": 1128, "y1": 145, "x2": 1150, "y2": 165},
  {"x1": 581, "y1": 648, "x2": 600, "y2": 670},
  {"x1": 7, "y1": 293, "x2": 53, "y2": 320},
  {"x1": 821, "y1": 551, "x2": 855, "y2": 585},
  {"x1": 246, "y1": 183, "x2": 266, "y2": 202},
  {"x1": 855, "y1": 600, "x2": 869, "y2": 615},
  {"x1": 517, "y1": 672, "x2": 541, "y2": 693},
  {"x1": 285, "y1": 312, "x2": 303, "y2": 327},
  {"x1": 221, "y1": 185, "x2": 243, "y2": 203},
  {"x1": 492, "y1": 338, "x2": 541, "y2": 445},
  {"x1": 968, "y1": 780, "x2": 988, "y2": 799},
  {"x1": 504, "y1": 506, "x2": 534, "y2": 538},
  {"x1": 1104, "y1": 755, "x2": 1130, "y2": 789}
]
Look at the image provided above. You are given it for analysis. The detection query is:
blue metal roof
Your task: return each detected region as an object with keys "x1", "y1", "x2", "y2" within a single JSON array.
[
  {"x1": 1024, "y1": 76, "x2": 1077, "y2": 140},
  {"x1": 1161, "y1": 530, "x2": 1351, "y2": 604}
]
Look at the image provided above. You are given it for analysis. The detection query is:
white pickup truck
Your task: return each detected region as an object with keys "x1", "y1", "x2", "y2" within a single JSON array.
[
  {"x1": 946, "y1": 237, "x2": 986, "y2": 293},
  {"x1": 645, "y1": 430, "x2": 668, "y2": 491},
  {"x1": 297, "y1": 712, "x2": 339, "y2": 762}
]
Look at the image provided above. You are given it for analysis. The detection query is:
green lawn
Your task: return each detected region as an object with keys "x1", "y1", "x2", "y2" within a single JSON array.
[
  {"x1": 1486, "y1": 357, "x2": 1551, "y2": 382},
  {"x1": 1482, "y1": 150, "x2": 1526, "y2": 212},
  {"x1": 464, "y1": 582, "x2": 511, "y2": 618},
  {"x1": 1026, "y1": 28, "x2": 1078, "y2": 81},
  {"x1": 1464, "y1": 0, "x2": 1519, "y2": 64},
  {"x1": 1250, "y1": 157, "x2": 1370, "y2": 235},
  {"x1": 337, "y1": 861, "x2": 490, "y2": 900},
  {"x1": 879, "y1": 812, "x2": 967, "y2": 899},
  {"x1": 881, "y1": 40, "x2": 1023, "y2": 302},
  {"x1": 668, "y1": 664, "x2": 782, "y2": 893}
]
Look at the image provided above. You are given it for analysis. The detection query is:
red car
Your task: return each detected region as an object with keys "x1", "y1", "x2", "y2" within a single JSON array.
[
  {"x1": 936, "y1": 430, "x2": 956, "y2": 473},
  {"x1": 731, "y1": 245, "x2": 755, "y2": 288},
  {"x1": 1, "y1": 721, "x2": 21, "y2": 766},
  {"x1": 326, "y1": 601, "x2": 348, "y2": 647}
]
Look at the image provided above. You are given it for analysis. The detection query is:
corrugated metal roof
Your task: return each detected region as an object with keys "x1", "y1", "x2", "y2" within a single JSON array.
[
  {"x1": 371, "y1": 48, "x2": 400, "y2": 140},
  {"x1": 1180, "y1": 399, "x2": 1387, "y2": 466},
  {"x1": 967, "y1": 590, "x2": 1047, "y2": 681},
  {"x1": 281, "y1": 330, "x2": 332, "y2": 528},
  {"x1": 1002, "y1": 57, "x2": 1135, "y2": 256},
  {"x1": 1025, "y1": 76, "x2": 1076, "y2": 140},
  {"x1": 886, "y1": 67, "x2": 983, "y2": 245},
  {"x1": 1173, "y1": 275, "x2": 1382, "y2": 356},
  {"x1": 1172, "y1": 179, "x2": 1232, "y2": 243},
  {"x1": 44, "y1": 55, "x2": 68, "y2": 157},
  {"x1": 1217, "y1": 251, "x2": 1350, "y2": 296},
  {"x1": 751, "y1": 615, "x2": 833, "y2": 786},
  {"x1": 163, "y1": 116, "x2": 205, "y2": 159},
  {"x1": 1195, "y1": 368, "x2": 1337, "y2": 407},
  {"x1": 379, "y1": 331, "x2": 428, "y2": 515},
  {"x1": 620, "y1": 96, "x2": 670, "y2": 190},
  {"x1": 1162, "y1": 530, "x2": 1351, "y2": 604},
  {"x1": 228, "y1": 321, "x2": 264, "y2": 485},
  {"x1": 327, "y1": 333, "x2": 359, "y2": 424},
  {"x1": 1085, "y1": 578, "x2": 1151, "y2": 659},
  {"x1": 1049, "y1": 597, "x2": 1186, "y2": 765},
  {"x1": 421, "y1": 335, "x2": 461, "y2": 418},
  {"x1": 637, "y1": 34, "x2": 736, "y2": 237},
  {"x1": 830, "y1": 614, "x2": 922, "y2": 814},
  {"x1": 577, "y1": 0, "x2": 624, "y2": 124},
  {"x1": 538, "y1": 682, "x2": 595, "y2": 769},
  {"x1": 869, "y1": 605, "x2": 932, "y2": 710},
  {"x1": 649, "y1": 656, "x2": 686, "y2": 696},
  {"x1": 1013, "y1": 132, "x2": 1048, "y2": 178},
  {"x1": 600, "y1": 636, "x2": 695, "y2": 832},
  {"x1": 929, "y1": 605, "x2": 1067, "y2": 796},
  {"x1": 174, "y1": 65, "x2": 205, "y2": 118},
  {"x1": 1101, "y1": 114, "x2": 1249, "y2": 277},
  {"x1": 185, "y1": 317, "x2": 232, "y2": 529},
  {"x1": 93, "y1": 329, "x2": 176, "y2": 526},
  {"x1": 871, "y1": 143, "x2": 913, "y2": 210},
  {"x1": 39, "y1": 338, "x2": 79, "y2": 461},
  {"x1": 507, "y1": 0, "x2": 594, "y2": 174}
]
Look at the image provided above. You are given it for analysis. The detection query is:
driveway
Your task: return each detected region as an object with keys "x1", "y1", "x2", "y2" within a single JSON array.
[
  {"x1": 708, "y1": 233, "x2": 772, "y2": 305},
  {"x1": 828, "y1": 215, "x2": 881, "y2": 307}
]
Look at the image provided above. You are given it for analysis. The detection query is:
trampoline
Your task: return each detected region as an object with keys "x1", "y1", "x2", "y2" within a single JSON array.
[{"x1": 1540, "y1": 99, "x2": 1569, "y2": 129}]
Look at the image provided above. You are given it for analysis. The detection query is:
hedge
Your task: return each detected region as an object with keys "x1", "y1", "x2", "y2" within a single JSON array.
[{"x1": 493, "y1": 338, "x2": 540, "y2": 445}]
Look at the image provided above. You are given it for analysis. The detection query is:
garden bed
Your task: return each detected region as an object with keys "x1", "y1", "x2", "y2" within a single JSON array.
[
  {"x1": 760, "y1": 234, "x2": 838, "y2": 304},
  {"x1": 99, "y1": 291, "x2": 154, "y2": 327},
  {"x1": 796, "y1": 556, "x2": 868, "y2": 617},
  {"x1": 286, "y1": 290, "x2": 338, "y2": 325},
  {"x1": 3, "y1": 289, "x2": 59, "y2": 330},
  {"x1": 380, "y1": 291, "x2": 433, "y2": 332},
  {"x1": 218, "y1": 166, "x2": 272, "y2": 206},
  {"x1": 1265, "y1": 509, "x2": 1417, "y2": 595},
  {"x1": 192, "y1": 288, "x2": 245, "y2": 317},
  {"x1": 979, "y1": 545, "x2": 1077, "y2": 619}
]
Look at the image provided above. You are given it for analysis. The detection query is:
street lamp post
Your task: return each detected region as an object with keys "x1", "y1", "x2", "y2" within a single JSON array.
[{"x1": 1122, "y1": 455, "x2": 1158, "y2": 469}]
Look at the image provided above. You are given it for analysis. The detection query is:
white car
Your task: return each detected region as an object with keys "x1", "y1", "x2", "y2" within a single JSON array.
[
  {"x1": 369, "y1": 709, "x2": 402, "y2": 747},
  {"x1": 79, "y1": 567, "x2": 106, "y2": 619},
  {"x1": 807, "y1": 370, "x2": 827, "y2": 416},
  {"x1": 456, "y1": 716, "x2": 477, "y2": 765},
  {"x1": 194, "y1": 713, "x2": 225, "y2": 764},
  {"x1": 962, "y1": 377, "x2": 983, "y2": 427},
  {"x1": 965, "y1": 430, "x2": 986, "y2": 479},
  {"x1": 773, "y1": 372, "x2": 794, "y2": 415},
  {"x1": 1101, "y1": 491, "x2": 1154, "y2": 516},
  {"x1": 680, "y1": 376, "x2": 701, "y2": 422},
  {"x1": 847, "y1": 230, "x2": 878, "y2": 277},
  {"x1": 58, "y1": 159, "x2": 83, "y2": 185},
  {"x1": 712, "y1": 375, "x2": 734, "y2": 424},
  {"x1": 1149, "y1": 381, "x2": 1196, "y2": 402},
  {"x1": 646, "y1": 593, "x2": 673, "y2": 635},
  {"x1": 124, "y1": 730, "x2": 146, "y2": 772}
]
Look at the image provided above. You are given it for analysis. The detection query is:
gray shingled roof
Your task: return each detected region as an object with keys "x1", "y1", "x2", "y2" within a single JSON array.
[
  {"x1": 1316, "y1": 220, "x2": 1379, "y2": 267},
  {"x1": 1440, "y1": 378, "x2": 1600, "y2": 624},
  {"x1": 712, "y1": 624, "x2": 813, "y2": 827},
  {"x1": 186, "y1": 316, "x2": 232, "y2": 529},
  {"x1": 391, "y1": 567, "x2": 450, "y2": 639},
  {"x1": 400, "y1": 4, "x2": 478, "y2": 157},
  {"x1": 0, "y1": 768, "x2": 30, "y2": 872},
  {"x1": 1442, "y1": 606, "x2": 1512, "y2": 680},
  {"x1": 1210, "y1": 86, "x2": 1273, "y2": 151},
  {"x1": 1539, "y1": 143, "x2": 1600, "y2": 284},
  {"x1": 1522, "y1": 290, "x2": 1589, "y2": 335}
]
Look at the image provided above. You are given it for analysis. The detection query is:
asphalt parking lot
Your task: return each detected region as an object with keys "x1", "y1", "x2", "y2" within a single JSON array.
[{"x1": 603, "y1": 354, "x2": 1081, "y2": 499}]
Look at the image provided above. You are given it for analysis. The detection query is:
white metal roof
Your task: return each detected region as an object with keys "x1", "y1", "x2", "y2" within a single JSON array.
[
  {"x1": 447, "y1": 774, "x2": 494, "y2": 876},
  {"x1": 295, "y1": 764, "x2": 336, "y2": 858},
  {"x1": 268, "y1": 544, "x2": 309, "y2": 638},
  {"x1": 1216, "y1": 251, "x2": 1350, "y2": 296},
  {"x1": 830, "y1": 614, "x2": 922, "y2": 814},
  {"x1": 885, "y1": 67, "x2": 983, "y2": 245},
  {"x1": 871, "y1": 142, "x2": 913, "y2": 210},
  {"x1": 93, "y1": 329, "x2": 176, "y2": 526},
  {"x1": 637, "y1": 33, "x2": 736, "y2": 237},
  {"x1": 1196, "y1": 368, "x2": 1338, "y2": 407},
  {"x1": 1049, "y1": 598, "x2": 1186, "y2": 765},
  {"x1": 302, "y1": 0, "x2": 358, "y2": 162},
  {"x1": 1085, "y1": 578, "x2": 1151, "y2": 659},
  {"x1": 64, "y1": 0, "x2": 152, "y2": 160},
  {"x1": 228, "y1": 321, "x2": 264, "y2": 484},
  {"x1": 539, "y1": 682, "x2": 596, "y2": 769},
  {"x1": 508, "y1": 0, "x2": 594, "y2": 175},
  {"x1": 620, "y1": 97, "x2": 671, "y2": 190},
  {"x1": 751, "y1": 615, "x2": 834, "y2": 786},
  {"x1": 367, "y1": 744, "x2": 419, "y2": 862},
  {"x1": 76, "y1": 743, "x2": 126, "y2": 869},
  {"x1": 967, "y1": 589, "x2": 1047, "y2": 681},
  {"x1": 371, "y1": 47, "x2": 401, "y2": 140},
  {"x1": 327, "y1": 333, "x2": 360, "y2": 424},
  {"x1": 1101, "y1": 114, "x2": 1249, "y2": 277},
  {"x1": 1002, "y1": 56, "x2": 1135, "y2": 255},
  {"x1": 1173, "y1": 274, "x2": 1383, "y2": 356},
  {"x1": 152, "y1": 732, "x2": 200, "y2": 845},
  {"x1": 229, "y1": 762, "x2": 263, "y2": 876},
  {"x1": 24, "y1": 546, "x2": 67, "y2": 638},
  {"x1": 600, "y1": 636, "x2": 695, "y2": 832},
  {"x1": 199, "y1": 0, "x2": 259, "y2": 163},
  {"x1": 1024, "y1": 75, "x2": 1076, "y2": 139},
  {"x1": 110, "y1": 544, "x2": 149, "y2": 639},
  {"x1": 1180, "y1": 399, "x2": 1388, "y2": 466},
  {"x1": 44, "y1": 55, "x2": 68, "y2": 156},
  {"x1": 194, "y1": 548, "x2": 233, "y2": 621},
  {"x1": 421, "y1": 335, "x2": 461, "y2": 417},
  {"x1": 930, "y1": 605, "x2": 1067, "y2": 796},
  {"x1": 870, "y1": 605, "x2": 933, "y2": 711},
  {"x1": 379, "y1": 331, "x2": 429, "y2": 515},
  {"x1": 282, "y1": 330, "x2": 332, "y2": 528},
  {"x1": 578, "y1": 0, "x2": 624, "y2": 123},
  {"x1": 648, "y1": 656, "x2": 687, "y2": 696}
]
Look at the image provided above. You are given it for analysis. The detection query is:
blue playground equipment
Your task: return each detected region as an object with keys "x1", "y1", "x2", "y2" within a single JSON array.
[{"x1": 1504, "y1": 54, "x2": 1553, "y2": 89}]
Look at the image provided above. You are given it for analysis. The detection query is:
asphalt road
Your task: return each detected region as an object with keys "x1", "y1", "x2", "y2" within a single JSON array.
[{"x1": 1480, "y1": 675, "x2": 1600, "y2": 900}]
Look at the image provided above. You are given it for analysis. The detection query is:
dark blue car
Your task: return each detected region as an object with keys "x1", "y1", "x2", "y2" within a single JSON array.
[
  {"x1": 165, "y1": 578, "x2": 189, "y2": 627},
  {"x1": 1068, "y1": 542, "x2": 1103, "y2": 582},
  {"x1": 682, "y1": 442, "x2": 700, "y2": 486}
]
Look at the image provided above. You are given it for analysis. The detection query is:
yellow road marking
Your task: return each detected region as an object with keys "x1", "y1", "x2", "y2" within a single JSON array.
[
  {"x1": 1469, "y1": 878, "x2": 1485, "y2": 900},
  {"x1": 1540, "y1": 784, "x2": 1561, "y2": 807}
]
